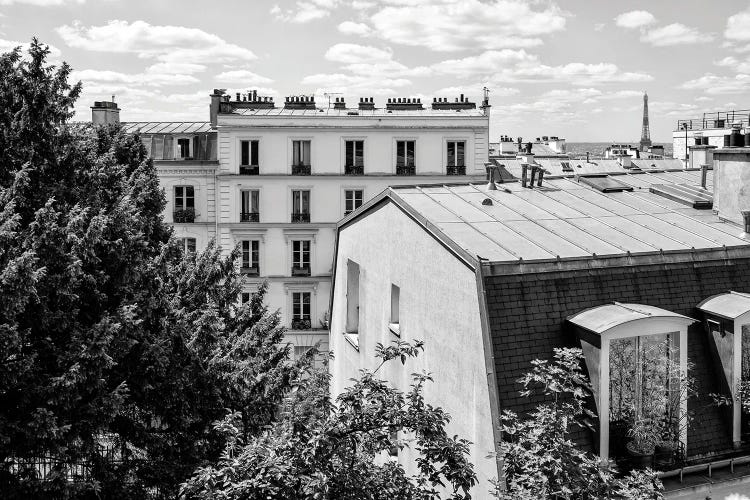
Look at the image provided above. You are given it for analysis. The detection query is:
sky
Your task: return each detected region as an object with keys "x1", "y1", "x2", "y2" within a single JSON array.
[{"x1": 0, "y1": 0, "x2": 748, "y2": 142}]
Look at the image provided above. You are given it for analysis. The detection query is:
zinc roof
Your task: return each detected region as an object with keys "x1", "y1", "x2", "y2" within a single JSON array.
[
  {"x1": 697, "y1": 291, "x2": 750, "y2": 320},
  {"x1": 567, "y1": 302, "x2": 695, "y2": 334},
  {"x1": 229, "y1": 107, "x2": 486, "y2": 118},
  {"x1": 381, "y1": 173, "x2": 745, "y2": 264},
  {"x1": 121, "y1": 122, "x2": 213, "y2": 134}
]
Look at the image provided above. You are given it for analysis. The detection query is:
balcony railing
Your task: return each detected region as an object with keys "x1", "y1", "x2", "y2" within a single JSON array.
[
  {"x1": 676, "y1": 109, "x2": 750, "y2": 131},
  {"x1": 396, "y1": 165, "x2": 416, "y2": 176},
  {"x1": 291, "y1": 265, "x2": 311, "y2": 277},
  {"x1": 292, "y1": 164, "x2": 311, "y2": 175},
  {"x1": 241, "y1": 265, "x2": 259, "y2": 276},
  {"x1": 446, "y1": 165, "x2": 466, "y2": 175},
  {"x1": 291, "y1": 212, "x2": 310, "y2": 223},
  {"x1": 345, "y1": 165, "x2": 364, "y2": 175},
  {"x1": 291, "y1": 318, "x2": 312, "y2": 330},
  {"x1": 240, "y1": 212, "x2": 259, "y2": 222},
  {"x1": 239, "y1": 165, "x2": 259, "y2": 175},
  {"x1": 173, "y1": 208, "x2": 196, "y2": 223}
]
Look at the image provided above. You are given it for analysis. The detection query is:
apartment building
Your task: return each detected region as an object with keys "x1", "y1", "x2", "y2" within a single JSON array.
[{"x1": 94, "y1": 90, "x2": 490, "y2": 354}]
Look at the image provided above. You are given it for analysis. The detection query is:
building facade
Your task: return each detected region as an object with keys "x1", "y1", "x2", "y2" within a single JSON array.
[
  {"x1": 96, "y1": 90, "x2": 490, "y2": 354},
  {"x1": 673, "y1": 108, "x2": 750, "y2": 162}
]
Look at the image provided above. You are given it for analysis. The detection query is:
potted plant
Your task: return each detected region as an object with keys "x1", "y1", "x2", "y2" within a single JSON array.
[{"x1": 626, "y1": 414, "x2": 656, "y2": 468}]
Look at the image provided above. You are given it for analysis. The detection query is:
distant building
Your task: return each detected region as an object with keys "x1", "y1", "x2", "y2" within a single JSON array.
[
  {"x1": 93, "y1": 90, "x2": 490, "y2": 355},
  {"x1": 673, "y1": 107, "x2": 749, "y2": 162},
  {"x1": 329, "y1": 145, "x2": 750, "y2": 496}
]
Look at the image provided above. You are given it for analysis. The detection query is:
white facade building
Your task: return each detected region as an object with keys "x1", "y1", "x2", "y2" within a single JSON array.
[{"x1": 100, "y1": 90, "x2": 490, "y2": 354}]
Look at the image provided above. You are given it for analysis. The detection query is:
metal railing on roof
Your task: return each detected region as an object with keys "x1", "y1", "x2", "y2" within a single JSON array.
[{"x1": 676, "y1": 110, "x2": 750, "y2": 131}]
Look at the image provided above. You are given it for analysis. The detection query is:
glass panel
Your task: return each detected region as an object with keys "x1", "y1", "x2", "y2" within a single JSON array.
[
  {"x1": 406, "y1": 141, "x2": 415, "y2": 167},
  {"x1": 355, "y1": 141, "x2": 364, "y2": 167},
  {"x1": 346, "y1": 141, "x2": 354, "y2": 166},
  {"x1": 241, "y1": 141, "x2": 249, "y2": 166},
  {"x1": 251, "y1": 140, "x2": 259, "y2": 166},
  {"x1": 447, "y1": 142, "x2": 455, "y2": 166},
  {"x1": 457, "y1": 141, "x2": 465, "y2": 166}
]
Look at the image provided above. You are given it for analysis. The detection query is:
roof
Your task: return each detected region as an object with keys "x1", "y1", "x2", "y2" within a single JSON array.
[
  {"x1": 121, "y1": 122, "x2": 213, "y2": 134},
  {"x1": 347, "y1": 172, "x2": 745, "y2": 267},
  {"x1": 495, "y1": 157, "x2": 691, "y2": 178},
  {"x1": 567, "y1": 302, "x2": 695, "y2": 334},
  {"x1": 697, "y1": 291, "x2": 750, "y2": 320},
  {"x1": 228, "y1": 107, "x2": 487, "y2": 118}
]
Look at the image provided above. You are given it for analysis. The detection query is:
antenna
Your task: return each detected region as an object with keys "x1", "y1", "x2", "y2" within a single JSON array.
[{"x1": 323, "y1": 92, "x2": 343, "y2": 109}]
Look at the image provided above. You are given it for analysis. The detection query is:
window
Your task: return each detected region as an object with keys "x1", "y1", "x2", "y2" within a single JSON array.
[
  {"x1": 292, "y1": 240, "x2": 310, "y2": 275},
  {"x1": 345, "y1": 140, "x2": 364, "y2": 167},
  {"x1": 240, "y1": 140, "x2": 259, "y2": 166},
  {"x1": 174, "y1": 186, "x2": 195, "y2": 222},
  {"x1": 346, "y1": 260, "x2": 360, "y2": 334},
  {"x1": 240, "y1": 190, "x2": 260, "y2": 222},
  {"x1": 292, "y1": 292, "x2": 311, "y2": 329},
  {"x1": 240, "y1": 292, "x2": 251, "y2": 304},
  {"x1": 291, "y1": 190, "x2": 310, "y2": 223},
  {"x1": 181, "y1": 237, "x2": 196, "y2": 254},
  {"x1": 177, "y1": 138, "x2": 190, "y2": 158},
  {"x1": 396, "y1": 140, "x2": 415, "y2": 168},
  {"x1": 344, "y1": 189, "x2": 363, "y2": 216},
  {"x1": 446, "y1": 141, "x2": 465, "y2": 166},
  {"x1": 241, "y1": 240, "x2": 260, "y2": 274},
  {"x1": 389, "y1": 284, "x2": 400, "y2": 336},
  {"x1": 292, "y1": 140, "x2": 311, "y2": 166}
]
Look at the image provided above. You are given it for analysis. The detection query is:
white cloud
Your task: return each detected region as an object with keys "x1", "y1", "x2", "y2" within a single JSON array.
[
  {"x1": 56, "y1": 20, "x2": 256, "y2": 63},
  {"x1": 726, "y1": 7, "x2": 750, "y2": 42},
  {"x1": 145, "y1": 62, "x2": 206, "y2": 75},
  {"x1": 215, "y1": 69, "x2": 274, "y2": 85},
  {"x1": 337, "y1": 21, "x2": 371, "y2": 36},
  {"x1": 72, "y1": 68, "x2": 199, "y2": 87},
  {"x1": 271, "y1": 0, "x2": 336, "y2": 23},
  {"x1": 325, "y1": 43, "x2": 391, "y2": 64},
  {"x1": 641, "y1": 23, "x2": 713, "y2": 46},
  {"x1": 301, "y1": 72, "x2": 411, "y2": 92},
  {"x1": 429, "y1": 49, "x2": 534, "y2": 77},
  {"x1": 435, "y1": 84, "x2": 519, "y2": 98},
  {"x1": 695, "y1": 96, "x2": 712, "y2": 102},
  {"x1": 0, "y1": 38, "x2": 61, "y2": 59},
  {"x1": 594, "y1": 23, "x2": 606, "y2": 32},
  {"x1": 614, "y1": 10, "x2": 656, "y2": 29},
  {"x1": 0, "y1": 0, "x2": 84, "y2": 5},
  {"x1": 716, "y1": 55, "x2": 750, "y2": 74},
  {"x1": 681, "y1": 73, "x2": 750, "y2": 94},
  {"x1": 366, "y1": 0, "x2": 566, "y2": 51}
]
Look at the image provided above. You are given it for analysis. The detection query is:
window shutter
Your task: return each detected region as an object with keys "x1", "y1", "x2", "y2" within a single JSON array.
[{"x1": 163, "y1": 135, "x2": 174, "y2": 160}]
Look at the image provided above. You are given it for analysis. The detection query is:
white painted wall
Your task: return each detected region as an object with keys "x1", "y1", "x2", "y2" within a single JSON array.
[{"x1": 330, "y1": 202, "x2": 497, "y2": 498}]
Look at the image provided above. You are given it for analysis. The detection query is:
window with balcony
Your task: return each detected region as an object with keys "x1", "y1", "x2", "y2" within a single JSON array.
[
  {"x1": 241, "y1": 240, "x2": 260, "y2": 276},
  {"x1": 181, "y1": 237, "x2": 196, "y2": 254},
  {"x1": 396, "y1": 140, "x2": 416, "y2": 175},
  {"x1": 292, "y1": 292, "x2": 311, "y2": 330},
  {"x1": 240, "y1": 190, "x2": 260, "y2": 222},
  {"x1": 291, "y1": 190, "x2": 310, "y2": 223},
  {"x1": 345, "y1": 140, "x2": 364, "y2": 175},
  {"x1": 292, "y1": 140, "x2": 311, "y2": 175},
  {"x1": 174, "y1": 186, "x2": 195, "y2": 222},
  {"x1": 240, "y1": 140, "x2": 259, "y2": 175},
  {"x1": 344, "y1": 189, "x2": 363, "y2": 216},
  {"x1": 292, "y1": 240, "x2": 310, "y2": 276},
  {"x1": 446, "y1": 141, "x2": 466, "y2": 175},
  {"x1": 389, "y1": 284, "x2": 400, "y2": 336},
  {"x1": 177, "y1": 138, "x2": 191, "y2": 159}
]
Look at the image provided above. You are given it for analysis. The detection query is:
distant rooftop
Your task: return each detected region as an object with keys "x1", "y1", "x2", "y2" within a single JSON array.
[
  {"x1": 226, "y1": 107, "x2": 487, "y2": 118},
  {"x1": 121, "y1": 122, "x2": 212, "y2": 134},
  {"x1": 347, "y1": 170, "x2": 744, "y2": 266}
]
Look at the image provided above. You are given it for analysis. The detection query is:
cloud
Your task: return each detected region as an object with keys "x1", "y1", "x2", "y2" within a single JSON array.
[
  {"x1": 681, "y1": 73, "x2": 750, "y2": 94},
  {"x1": 337, "y1": 21, "x2": 371, "y2": 36},
  {"x1": 0, "y1": 0, "x2": 84, "y2": 5},
  {"x1": 726, "y1": 6, "x2": 750, "y2": 42},
  {"x1": 145, "y1": 62, "x2": 206, "y2": 75},
  {"x1": 215, "y1": 69, "x2": 274, "y2": 85},
  {"x1": 72, "y1": 69, "x2": 199, "y2": 87},
  {"x1": 300, "y1": 72, "x2": 412, "y2": 95},
  {"x1": 641, "y1": 23, "x2": 713, "y2": 46},
  {"x1": 716, "y1": 55, "x2": 750, "y2": 74},
  {"x1": 366, "y1": 0, "x2": 566, "y2": 52},
  {"x1": 56, "y1": 20, "x2": 256, "y2": 63},
  {"x1": 614, "y1": 10, "x2": 656, "y2": 29},
  {"x1": 271, "y1": 0, "x2": 336, "y2": 23},
  {"x1": 325, "y1": 43, "x2": 392, "y2": 64},
  {"x1": 429, "y1": 49, "x2": 534, "y2": 77}
]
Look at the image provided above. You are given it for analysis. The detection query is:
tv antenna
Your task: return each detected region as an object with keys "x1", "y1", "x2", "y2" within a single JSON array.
[{"x1": 324, "y1": 92, "x2": 343, "y2": 109}]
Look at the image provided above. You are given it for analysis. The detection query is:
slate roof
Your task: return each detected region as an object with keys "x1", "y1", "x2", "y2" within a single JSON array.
[
  {"x1": 121, "y1": 122, "x2": 213, "y2": 134},
  {"x1": 229, "y1": 107, "x2": 487, "y2": 118}
]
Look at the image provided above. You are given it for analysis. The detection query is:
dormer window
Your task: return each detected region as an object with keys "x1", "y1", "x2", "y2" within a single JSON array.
[{"x1": 177, "y1": 138, "x2": 190, "y2": 159}]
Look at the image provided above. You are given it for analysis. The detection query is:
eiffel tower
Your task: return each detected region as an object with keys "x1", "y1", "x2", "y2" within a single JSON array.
[{"x1": 639, "y1": 92, "x2": 652, "y2": 152}]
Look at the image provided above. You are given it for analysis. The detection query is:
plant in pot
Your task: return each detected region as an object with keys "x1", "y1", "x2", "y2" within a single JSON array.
[{"x1": 626, "y1": 414, "x2": 657, "y2": 468}]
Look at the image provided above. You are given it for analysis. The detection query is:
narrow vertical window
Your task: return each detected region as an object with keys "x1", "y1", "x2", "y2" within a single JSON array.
[
  {"x1": 292, "y1": 240, "x2": 311, "y2": 276},
  {"x1": 177, "y1": 138, "x2": 190, "y2": 158},
  {"x1": 346, "y1": 260, "x2": 360, "y2": 334},
  {"x1": 390, "y1": 284, "x2": 400, "y2": 336},
  {"x1": 292, "y1": 190, "x2": 310, "y2": 222},
  {"x1": 292, "y1": 292, "x2": 311, "y2": 329},
  {"x1": 241, "y1": 240, "x2": 260, "y2": 275},
  {"x1": 174, "y1": 186, "x2": 195, "y2": 222},
  {"x1": 240, "y1": 190, "x2": 260, "y2": 222},
  {"x1": 446, "y1": 141, "x2": 466, "y2": 174},
  {"x1": 240, "y1": 140, "x2": 260, "y2": 173},
  {"x1": 396, "y1": 140, "x2": 416, "y2": 173},
  {"x1": 292, "y1": 140, "x2": 311, "y2": 166},
  {"x1": 345, "y1": 140, "x2": 364, "y2": 173},
  {"x1": 240, "y1": 292, "x2": 251, "y2": 304},
  {"x1": 344, "y1": 189, "x2": 364, "y2": 216}
]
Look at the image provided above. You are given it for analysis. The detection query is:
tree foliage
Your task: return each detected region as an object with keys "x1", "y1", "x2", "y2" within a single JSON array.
[
  {"x1": 0, "y1": 40, "x2": 306, "y2": 499},
  {"x1": 180, "y1": 340, "x2": 478, "y2": 500},
  {"x1": 494, "y1": 348, "x2": 664, "y2": 500}
]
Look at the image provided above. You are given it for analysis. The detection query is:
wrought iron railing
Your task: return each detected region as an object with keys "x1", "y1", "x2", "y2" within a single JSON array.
[
  {"x1": 173, "y1": 208, "x2": 196, "y2": 223},
  {"x1": 291, "y1": 265, "x2": 311, "y2": 276},
  {"x1": 241, "y1": 265, "x2": 259, "y2": 276},
  {"x1": 292, "y1": 164, "x2": 311, "y2": 175},
  {"x1": 396, "y1": 165, "x2": 416, "y2": 176},
  {"x1": 446, "y1": 165, "x2": 466, "y2": 175},
  {"x1": 345, "y1": 165, "x2": 364, "y2": 175},
  {"x1": 240, "y1": 212, "x2": 259, "y2": 222},
  {"x1": 291, "y1": 318, "x2": 312, "y2": 330},
  {"x1": 239, "y1": 165, "x2": 259, "y2": 175},
  {"x1": 291, "y1": 212, "x2": 310, "y2": 223},
  {"x1": 676, "y1": 109, "x2": 750, "y2": 131}
]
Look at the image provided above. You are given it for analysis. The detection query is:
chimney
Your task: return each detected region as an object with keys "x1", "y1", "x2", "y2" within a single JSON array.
[
  {"x1": 710, "y1": 141, "x2": 750, "y2": 225},
  {"x1": 586, "y1": 151, "x2": 590, "y2": 163},
  {"x1": 689, "y1": 141, "x2": 717, "y2": 170},
  {"x1": 209, "y1": 89, "x2": 225, "y2": 128},
  {"x1": 701, "y1": 163, "x2": 708, "y2": 189},
  {"x1": 730, "y1": 122, "x2": 744, "y2": 147},
  {"x1": 333, "y1": 97, "x2": 346, "y2": 110},
  {"x1": 358, "y1": 97, "x2": 375, "y2": 110},
  {"x1": 521, "y1": 162, "x2": 529, "y2": 188},
  {"x1": 487, "y1": 164, "x2": 498, "y2": 190},
  {"x1": 743, "y1": 210, "x2": 750, "y2": 235},
  {"x1": 618, "y1": 154, "x2": 632, "y2": 169},
  {"x1": 91, "y1": 98, "x2": 120, "y2": 126}
]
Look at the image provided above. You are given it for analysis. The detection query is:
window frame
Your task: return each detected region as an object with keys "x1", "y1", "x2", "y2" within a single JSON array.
[
  {"x1": 395, "y1": 139, "x2": 416, "y2": 169},
  {"x1": 241, "y1": 239, "x2": 260, "y2": 271},
  {"x1": 344, "y1": 189, "x2": 364, "y2": 216},
  {"x1": 174, "y1": 185, "x2": 195, "y2": 211},
  {"x1": 240, "y1": 189, "x2": 260, "y2": 222},
  {"x1": 240, "y1": 139, "x2": 260, "y2": 167}
]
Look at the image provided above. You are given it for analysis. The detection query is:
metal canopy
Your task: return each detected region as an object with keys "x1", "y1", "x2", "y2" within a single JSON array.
[
  {"x1": 697, "y1": 291, "x2": 750, "y2": 320},
  {"x1": 567, "y1": 302, "x2": 695, "y2": 336}
]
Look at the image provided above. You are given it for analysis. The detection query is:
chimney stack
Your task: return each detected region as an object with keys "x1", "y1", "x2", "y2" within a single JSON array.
[
  {"x1": 209, "y1": 89, "x2": 225, "y2": 127},
  {"x1": 91, "y1": 99, "x2": 120, "y2": 126}
]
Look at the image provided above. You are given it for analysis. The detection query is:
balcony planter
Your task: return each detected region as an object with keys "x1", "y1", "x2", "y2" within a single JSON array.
[
  {"x1": 446, "y1": 165, "x2": 466, "y2": 175},
  {"x1": 173, "y1": 208, "x2": 196, "y2": 223},
  {"x1": 240, "y1": 212, "x2": 260, "y2": 223},
  {"x1": 291, "y1": 318, "x2": 312, "y2": 330},
  {"x1": 291, "y1": 213, "x2": 310, "y2": 223},
  {"x1": 396, "y1": 166, "x2": 415, "y2": 176},
  {"x1": 241, "y1": 266, "x2": 259, "y2": 276},
  {"x1": 240, "y1": 165, "x2": 259, "y2": 175},
  {"x1": 292, "y1": 164, "x2": 311, "y2": 175},
  {"x1": 345, "y1": 165, "x2": 364, "y2": 175},
  {"x1": 291, "y1": 266, "x2": 311, "y2": 277}
]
